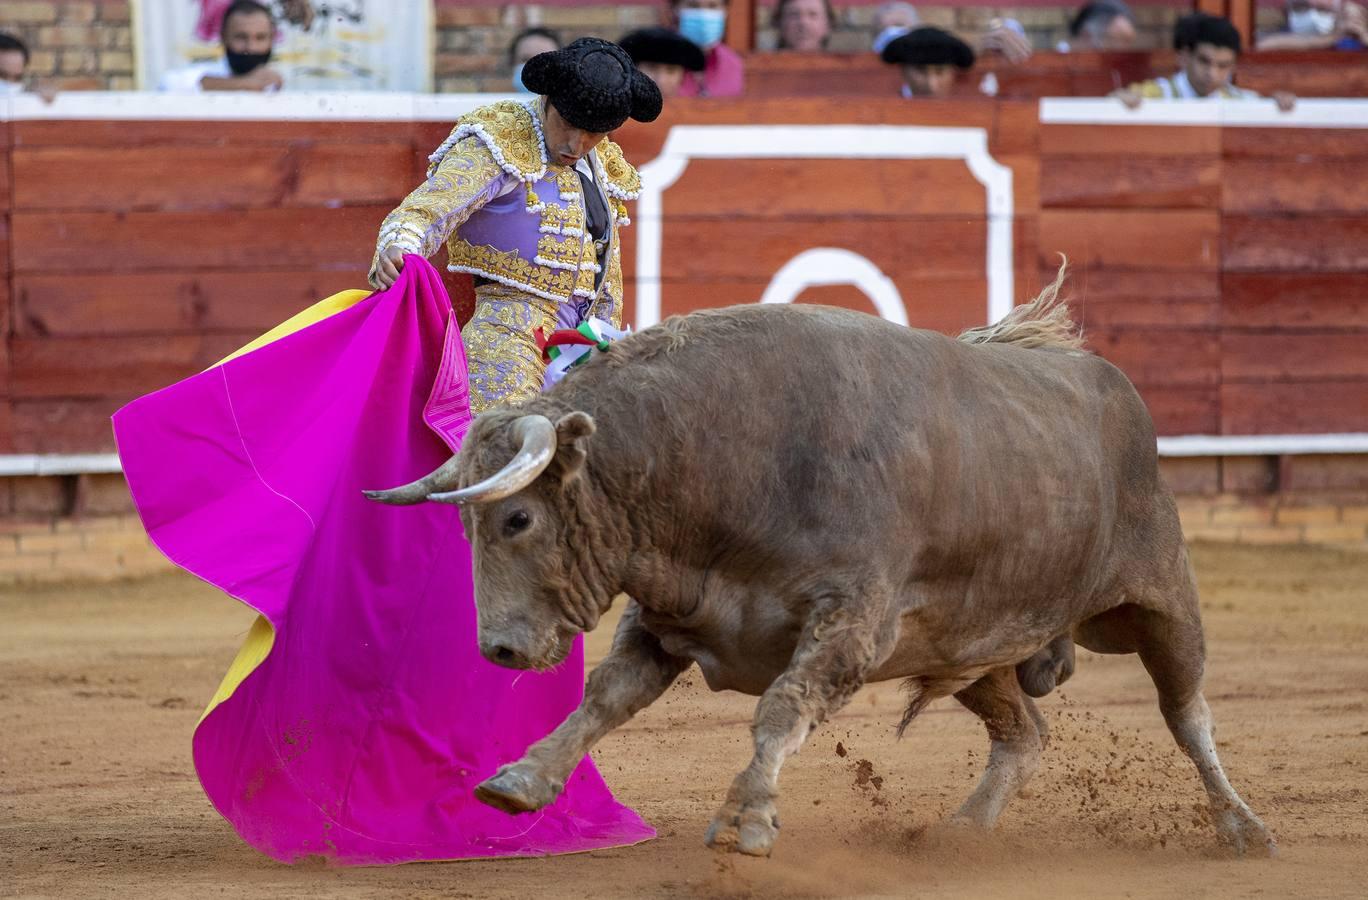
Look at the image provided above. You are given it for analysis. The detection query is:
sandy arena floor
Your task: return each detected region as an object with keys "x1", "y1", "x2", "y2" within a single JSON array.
[{"x1": 2, "y1": 542, "x2": 1366, "y2": 899}]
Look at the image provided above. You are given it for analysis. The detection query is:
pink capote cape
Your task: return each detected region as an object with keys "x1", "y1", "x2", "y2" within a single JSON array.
[{"x1": 111, "y1": 258, "x2": 653, "y2": 865}]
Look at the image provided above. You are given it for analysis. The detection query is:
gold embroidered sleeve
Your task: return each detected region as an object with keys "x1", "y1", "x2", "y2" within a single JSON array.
[{"x1": 369, "y1": 137, "x2": 509, "y2": 288}]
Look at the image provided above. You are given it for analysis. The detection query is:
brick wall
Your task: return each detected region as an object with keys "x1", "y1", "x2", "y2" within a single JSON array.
[
  {"x1": 0, "y1": 0, "x2": 132, "y2": 90},
  {"x1": 0, "y1": 473, "x2": 167, "y2": 585}
]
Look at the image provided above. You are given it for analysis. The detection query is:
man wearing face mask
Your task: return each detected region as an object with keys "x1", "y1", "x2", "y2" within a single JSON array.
[
  {"x1": 670, "y1": 0, "x2": 745, "y2": 97},
  {"x1": 1260, "y1": 0, "x2": 1366, "y2": 50},
  {"x1": 158, "y1": 0, "x2": 284, "y2": 93},
  {"x1": 370, "y1": 38, "x2": 661, "y2": 411}
]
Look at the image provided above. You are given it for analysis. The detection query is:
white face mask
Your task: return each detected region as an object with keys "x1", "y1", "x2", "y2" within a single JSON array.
[
  {"x1": 1288, "y1": 8, "x2": 1338, "y2": 35},
  {"x1": 0, "y1": 81, "x2": 24, "y2": 96}
]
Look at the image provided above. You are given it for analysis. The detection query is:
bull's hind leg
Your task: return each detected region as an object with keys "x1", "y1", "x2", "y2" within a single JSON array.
[
  {"x1": 705, "y1": 595, "x2": 898, "y2": 857},
  {"x1": 950, "y1": 666, "x2": 1046, "y2": 828},
  {"x1": 1130, "y1": 602, "x2": 1277, "y2": 856},
  {"x1": 475, "y1": 601, "x2": 690, "y2": 814}
]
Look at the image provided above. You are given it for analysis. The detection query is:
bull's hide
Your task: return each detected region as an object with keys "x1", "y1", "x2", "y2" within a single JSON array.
[{"x1": 112, "y1": 257, "x2": 654, "y2": 864}]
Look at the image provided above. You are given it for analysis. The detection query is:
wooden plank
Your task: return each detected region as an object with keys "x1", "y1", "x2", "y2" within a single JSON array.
[
  {"x1": 1223, "y1": 333, "x2": 1368, "y2": 381},
  {"x1": 1134, "y1": 386, "x2": 1220, "y2": 436},
  {"x1": 660, "y1": 158, "x2": 990, "y2": 218},
  {"x1": 14, "y1": 269, "x2": 372, "y2": 337},
  {"x1": 10, "y1": 206, "x2": 390, "y2": 273},
  {"x1": 1221, "y1": 382, "x2": 1368, "y2": 435},
  {"x1": 660, "y1": 216, "x2": 990, "y2": 281},
  {"x1": 1062, "y1": 269, "x2": 1221, "y2": 303},
  {"x1": 656, "y1": 275, "x2": 990, "y2": 335},
  {"x1": 9, "y1": 334, "x2": 257, "y2": 399},
  {"x1": 0, "y1": 399, "x2": 12, "y2": 454},
  {"x1": 1223, "y1": 128, "x2": 1368, "y2": 158},
  {"x1": 13, "y1": 119, "x2": 412, "y2": 148},
  {"x1": 12, "y1": 145, "x2": 413, "y2": 212},
  {"x1": 1040, "y1": 125, "x2": 1220, "y2": 157},
  {"x1": 1222, "y1": 157, "x2": 1368, "y2": 214},
  {"x1": 991, "y1": 101, "x2": 1039, "y2": 157},
  {"x1": 1223, "y1": 273, "x2": 1368, "y2": 329},
  {"x1": 9, "y1": 398, "x2": 123, "y2": 453},
  {"x1": 1041, "y1": 156, "x2": 1221, "y2": 209},
  {"x1": 1224, "y1": 215, "x2": 1368, "y2": 272},
  {"x1": 1038, "y1": 210, "x2": 1221, "y2": 270},
  {"x1": 1085, "y1": 326, "x2": 1221, "y2": 387}
]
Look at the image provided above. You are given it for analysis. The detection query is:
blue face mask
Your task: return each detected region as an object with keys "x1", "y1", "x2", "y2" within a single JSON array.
[
  {"x1": 678, "y1": 8, "x2": 727, "y2": 50},
  {"x1": 512, "y1": 63, "x2": 530, "y2": 93}
]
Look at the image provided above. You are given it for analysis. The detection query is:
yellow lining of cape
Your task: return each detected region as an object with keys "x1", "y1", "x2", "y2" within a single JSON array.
[{"x1": 199, "y1": 287, "x2": 373, "y2": 725}]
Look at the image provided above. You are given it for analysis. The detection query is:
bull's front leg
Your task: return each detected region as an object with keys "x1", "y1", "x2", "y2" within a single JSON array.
[
  {"x1": 706, "y1": 594, "x2": 897, "y2": 857},
  {"x1": 475, "y1": 601, "x2": 690, "y2": 814}
]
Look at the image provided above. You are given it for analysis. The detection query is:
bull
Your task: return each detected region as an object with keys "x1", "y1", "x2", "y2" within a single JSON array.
[{"x1": 369, "y1": 269, "x2": 1275, "y2": 858}]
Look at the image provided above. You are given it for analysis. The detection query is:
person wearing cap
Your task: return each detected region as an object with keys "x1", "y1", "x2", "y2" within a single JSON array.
[
  {"x1": 369, "y1": 38, "x2": 662, "y2": 412},
  {"x1": 880, "y1": 26, "x2": 976, "y2": 98},
  {"x1": 1113, "y1": 13, "x2": 1295, "y2": 110},
  {"x1": 620, "y1": 27, "x2": 707, "y2": 98}
]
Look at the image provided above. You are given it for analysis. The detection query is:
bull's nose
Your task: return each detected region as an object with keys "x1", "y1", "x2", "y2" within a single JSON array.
[{"x1": 481, "y1": 641, "x2": 527, "y2": 668}]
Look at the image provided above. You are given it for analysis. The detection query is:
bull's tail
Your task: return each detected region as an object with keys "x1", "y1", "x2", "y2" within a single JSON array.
[{"x1": 956, "y1": 257, "x2": 1086, "y2": 353}]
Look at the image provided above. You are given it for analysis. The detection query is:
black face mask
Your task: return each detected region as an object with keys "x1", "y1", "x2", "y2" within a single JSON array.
[{"x1": 226, "y1": 49, "x2": 272, "y2": 76}]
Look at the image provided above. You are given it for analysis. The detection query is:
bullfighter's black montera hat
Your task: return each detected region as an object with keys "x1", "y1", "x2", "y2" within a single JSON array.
[
  {"x1": 619, "y1": 28, "x2": 708, "y2": 72},
  {"x1": 522, "y1": 37, "x2": 663, "y2": 134},
  {"x1": 880, "y1": 27, "x2": 976, "y2": 69}
]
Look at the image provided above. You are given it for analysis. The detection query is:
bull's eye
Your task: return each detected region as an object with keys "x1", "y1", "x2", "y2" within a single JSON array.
[{"x1": 503, "y1": 509, "x2": 532, "y2": 537}]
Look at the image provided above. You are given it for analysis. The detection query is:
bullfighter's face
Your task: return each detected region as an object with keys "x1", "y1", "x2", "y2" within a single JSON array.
[{"x1": 456, "y1": 412, "x2": 602, "y2": 671}]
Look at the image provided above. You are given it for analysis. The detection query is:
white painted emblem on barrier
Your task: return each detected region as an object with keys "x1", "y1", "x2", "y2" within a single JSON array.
[
  {"x1": 634, "y1": 125, "x2": 1014, "y2": 329},
  {"x1": 759, "y1": 248, "x2": 908, "y2": 326}
]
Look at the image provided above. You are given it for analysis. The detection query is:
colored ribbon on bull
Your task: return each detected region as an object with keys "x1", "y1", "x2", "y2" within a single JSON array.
[{"x1": 535, "y1": 318, "x2": 630, "y2": 389}]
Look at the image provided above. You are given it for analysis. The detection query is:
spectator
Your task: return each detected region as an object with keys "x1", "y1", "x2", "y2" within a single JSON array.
[
  {"x1": 509, "y1": 28, "x2": 561, "y2": 93},
  {"x1": 1057, "y1": 1, "x2": 1139, "y2": 51},
  {"x1": 775, "y1": 0, "x2": 836, "y2": 51},
  {"x1": 872, "y1": 2, "x2": 919, "y2": 53},
  {"x1": 0, "y1": 32, "x2": 30, "y2": 95},
  {"x1": 1259, "y1": 0, "x2": 1366, "y2": 50},
  {"x1": 620, "y1": 27, "x2": 706, "y2": 99},
  {"x1": 880, "y1": 26, "x2": 976, "y2": 98},
  {"x1": 871, "y1": 3, "x2": 1027, "y2": 63},
  {"x1": 1113, "y1": 13, "x2": 1295, "y2": 109},
  {"x1": 0, "y1": 32, "x2": 57, "y2": 102},
  {"x1": 159, "y1": 0, "x2": 282, "y2": 92},
  {"x1": 669, "y1": 0, "x2": 745, "y2": 97}
]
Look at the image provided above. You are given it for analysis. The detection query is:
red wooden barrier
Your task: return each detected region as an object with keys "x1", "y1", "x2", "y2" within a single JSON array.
[{"x1": 1, "y1": 97, "x2": 1366, "y2": 453}]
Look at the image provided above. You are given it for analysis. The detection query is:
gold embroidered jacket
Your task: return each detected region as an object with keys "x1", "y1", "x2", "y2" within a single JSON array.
[{"x1": 370, "y1": 99, "x2": 641, "y2": 323}]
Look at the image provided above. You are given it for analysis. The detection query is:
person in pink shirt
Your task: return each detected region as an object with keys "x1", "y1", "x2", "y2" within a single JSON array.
[{"x1": 668, "y1": 0, "x2": 746, "y2": 96}]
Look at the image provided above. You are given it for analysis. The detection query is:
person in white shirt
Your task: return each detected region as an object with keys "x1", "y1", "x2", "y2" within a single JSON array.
[
  {"x1": 158, "y1": 0, "x2": 283, "y2": 93},
  {"x1": 1112, "y1": 13, "x2": 1296, "y2": 110}
]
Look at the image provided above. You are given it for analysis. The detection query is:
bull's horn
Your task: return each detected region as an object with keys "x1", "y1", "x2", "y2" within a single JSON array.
[
  {"x1": 363, "y1": 455, "x2": 464, "y2": 506},
  {"x1": 427, "y1": 415, "x2": 556, "y2": 506}
]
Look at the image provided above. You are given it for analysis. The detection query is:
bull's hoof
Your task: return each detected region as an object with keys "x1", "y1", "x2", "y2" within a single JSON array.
[
  {"x1": 474, "y1": 763, "x2": 563, "y2": 815},
  {"x1": 1215, "y1": 807, "x2": 1278, "y2": 858},
  {"x1": 705, "y1": 802, "x2": 779, "y2": 857}
]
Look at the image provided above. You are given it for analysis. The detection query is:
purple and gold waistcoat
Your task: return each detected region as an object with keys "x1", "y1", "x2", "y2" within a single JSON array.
[{"x1": 429, "y1": 100, "x2": 640, "y2": 306}]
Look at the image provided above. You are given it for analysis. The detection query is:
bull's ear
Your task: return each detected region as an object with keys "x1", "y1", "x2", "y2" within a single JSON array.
[{"x1": 549, "y1": 411, "x2": 596, "y2": 483}]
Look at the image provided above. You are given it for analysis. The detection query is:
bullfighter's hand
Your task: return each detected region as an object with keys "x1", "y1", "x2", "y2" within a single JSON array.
[{"x1": 374, "y1": 245, "x2": 408, "y2": 289}]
